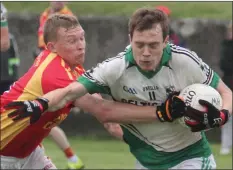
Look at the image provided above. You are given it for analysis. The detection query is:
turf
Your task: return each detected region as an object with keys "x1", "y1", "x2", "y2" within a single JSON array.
[
  {"x1": 3, "y1": 2, "x2": 232, "y2": 19},
  {"x1": 43, "y1": 137, "x2": 232, "y2": 169}
]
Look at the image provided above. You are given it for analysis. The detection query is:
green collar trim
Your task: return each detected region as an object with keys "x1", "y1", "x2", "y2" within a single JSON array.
[{"x1": 125, "y1": 44, "x2": 172, "y2": 79}]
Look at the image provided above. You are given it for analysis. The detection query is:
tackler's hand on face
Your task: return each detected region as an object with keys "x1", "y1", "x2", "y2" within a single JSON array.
[
  {"x1": 184, "y1": 99, "x2": 231, "y2": 132},
  {"x1": 5, "y1": 98, "x2": 49, "y2": 124},
  {"x1": 156, "y1": 92, "x2": 187, "y2": 122}
]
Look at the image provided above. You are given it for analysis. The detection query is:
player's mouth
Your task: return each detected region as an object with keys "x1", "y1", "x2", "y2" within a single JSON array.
[
  {"x1": 77, "y1": 53, "x2": 85, "y2": 58},
  {"x1": 139, "y1": 61, "x2": 152, "y2": 66}
]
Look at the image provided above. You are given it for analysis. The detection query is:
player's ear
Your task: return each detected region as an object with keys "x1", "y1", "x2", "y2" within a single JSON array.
[
  {"x1": 163, "y1": 35, "x2": 169, "y2": 48},
  {"x1": 128, "y1": 34, "x2": 132, "y2": 43},
  {"x1": 47, "y1": 42, "x2": 57, "y2": 53}
]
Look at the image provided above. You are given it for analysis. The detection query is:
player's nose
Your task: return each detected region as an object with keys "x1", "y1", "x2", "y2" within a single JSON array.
[
  {"x1": 142, "y1": 46, "x2": 151, "y2": 57},
  {"x1": 77, "y1": 42, "x2": 85, "y2": 52}
]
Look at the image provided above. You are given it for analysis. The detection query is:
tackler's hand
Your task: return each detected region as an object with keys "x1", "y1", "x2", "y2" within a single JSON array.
[{"x1": 5, "y1": 97, "x2": 49, "y2": 124}]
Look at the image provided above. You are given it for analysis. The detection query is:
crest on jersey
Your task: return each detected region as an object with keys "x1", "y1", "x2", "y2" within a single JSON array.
[{"x1": 165, "y1": 85, "x2": 176, "y2": 96}]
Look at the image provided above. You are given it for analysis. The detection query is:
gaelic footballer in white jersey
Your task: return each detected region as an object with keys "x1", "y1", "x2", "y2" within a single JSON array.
[{"x1": 78, "y1": 43, "x2": 219, "y2": 169}]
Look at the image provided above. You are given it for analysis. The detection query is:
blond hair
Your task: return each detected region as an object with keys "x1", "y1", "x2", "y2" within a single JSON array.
[{"x1": 43, "y1": 14, "x2": 80, "y2": 45}]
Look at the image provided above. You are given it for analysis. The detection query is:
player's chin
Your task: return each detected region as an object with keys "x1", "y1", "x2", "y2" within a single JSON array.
[
  {"x1": 138, "y1": 64, "x2": 154, "y2": 71},
  {"x1": 75, "y1": 56, "x2": 85, "y2": 65}
]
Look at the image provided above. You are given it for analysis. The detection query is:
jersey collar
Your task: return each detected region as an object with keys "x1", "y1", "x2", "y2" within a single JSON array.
[{"x1": 125, "y1": 44, "x2": 172, "y2": 79}]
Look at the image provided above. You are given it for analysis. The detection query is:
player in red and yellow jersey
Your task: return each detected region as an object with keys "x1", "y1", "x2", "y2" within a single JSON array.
[
  {"x1": 0, "y1": 14, "x2": 85, "y2": 169},
  {"x1": 1, "y1": 50, "x2": 84, "y2": 156},
  {"x1": 36, "y1": 2, "x2": 85, "y2": 169},
  {"x1": 38, "y1": 1, "x2": 73, "y2": 49}
]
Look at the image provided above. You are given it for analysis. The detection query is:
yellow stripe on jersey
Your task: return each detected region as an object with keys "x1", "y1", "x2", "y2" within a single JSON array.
[
  {"x1": 61, "y1": 59, "x2": 74, "y2": 80},
  {"x1": 0, "y1": 53, "x2": 57, "y2": 150}
]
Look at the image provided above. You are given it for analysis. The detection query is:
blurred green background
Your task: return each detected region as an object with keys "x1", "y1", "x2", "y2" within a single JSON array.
[{"x1": 4, "y1": 2, "x2": 232, "y2": 19}]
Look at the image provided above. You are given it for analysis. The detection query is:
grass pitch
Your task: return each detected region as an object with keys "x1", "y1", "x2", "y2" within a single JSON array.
[{"x1": 43, "y1": 137, "x2": 232, "y2": 169}]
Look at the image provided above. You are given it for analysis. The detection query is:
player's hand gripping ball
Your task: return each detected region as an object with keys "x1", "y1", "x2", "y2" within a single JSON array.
[{"x1": 178, "y1": 84, "x2": 227, "y2": 132}]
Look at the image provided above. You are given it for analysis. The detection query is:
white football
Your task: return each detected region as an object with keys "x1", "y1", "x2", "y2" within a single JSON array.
[{"x1": 178, "y1": 83, "x2": 223, "y2": 127}]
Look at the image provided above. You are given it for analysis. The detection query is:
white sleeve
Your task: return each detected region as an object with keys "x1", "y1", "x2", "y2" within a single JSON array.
[
  {"x1": 78, "y1": 52, "x2": 126, "y2": 94},
  {"x1": 176, "y1": 50, "x2": 220, "y2": 88}
]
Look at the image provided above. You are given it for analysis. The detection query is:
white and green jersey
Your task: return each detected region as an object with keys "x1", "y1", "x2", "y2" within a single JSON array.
[
  {"x1": 78, "y1": 43, "x2": 220, "y2": 169},
  {"x1": 1, "y1": 3, "x2": 8, "y2": 27}
]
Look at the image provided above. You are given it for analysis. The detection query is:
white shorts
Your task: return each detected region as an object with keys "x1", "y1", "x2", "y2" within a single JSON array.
[
  {"x1": 1, "y1": 146, "x2": 56, "y2": 169},
  {"x1": 135, "y1": 154, "x2": 216, "y2": 169}
]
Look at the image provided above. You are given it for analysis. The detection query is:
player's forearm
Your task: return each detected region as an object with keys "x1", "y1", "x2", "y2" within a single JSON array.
[
  {"x1": 99, "y1": 101, "x2": 157, "y2": 123},
  {"x1": 217, "y1": 79, "x2": 232, "y2": 114},
  {"x1": 75, "y1": 94, "x2": 157, "y2": 123},
  {"x1": 103, "y1": 123, "x2": 124, "y2": 140},
  {"x1": 44, "y1": 82, "x2": 87, "y2": 112},
  {"x1": 221, "y1": 92, "x2": 232, "y2": 114}
]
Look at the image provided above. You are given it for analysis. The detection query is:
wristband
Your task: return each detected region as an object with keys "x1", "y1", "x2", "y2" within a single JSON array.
[
  {"x1": 37, "y1": 97, "x2": 49, "y2": 112},
  {"x1": 220, "y1": 109, "x2": 230, "y2": 125}
]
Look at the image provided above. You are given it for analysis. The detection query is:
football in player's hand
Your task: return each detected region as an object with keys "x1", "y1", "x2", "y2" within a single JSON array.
[{"x1": 178, "y1": 83, "x2": 223, "y2": 128}]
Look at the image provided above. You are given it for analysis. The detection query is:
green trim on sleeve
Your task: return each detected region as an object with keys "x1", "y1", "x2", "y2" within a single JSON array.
[
  {"x1": 1, "y1": 20, "x2": 8, "y2": 27},
  {"x1": 78, "y1": 76, "x2": 111, "y2": 94},
  {"x1": 209, "y1": 72, "x2": 220, "y2": 89}
]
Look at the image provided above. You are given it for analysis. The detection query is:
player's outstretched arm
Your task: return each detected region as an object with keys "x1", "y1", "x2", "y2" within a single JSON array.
[
  {"x1": 74, "y1": 92, "x2": 186, "y2": 123},
  {"x1": 74, "y1": 94, "x2": 157, "y2": 123},
  {"x1": 5, "y1": 84, "x2": 186, "y2": 124},
  {"x1": 5, "y1": 82, "x2": 88, "y2": 124},
  {"x1": 44, "y1": 81, "x2": 88, "y2": 112}
]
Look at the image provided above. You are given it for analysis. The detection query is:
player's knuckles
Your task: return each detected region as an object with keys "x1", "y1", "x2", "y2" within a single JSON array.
[
  {"x1": 12, "y1": 116, "x2": 21, "y2": 121},
  {"x1": 8, "y1": 111, "x2": 19, "y2": 117},
  {"x1": 5, "y1": 101, "x2": 24, "y2": 107},
  {"x1": 199, "y1": 99, "x2": 211, "y2": 106}
]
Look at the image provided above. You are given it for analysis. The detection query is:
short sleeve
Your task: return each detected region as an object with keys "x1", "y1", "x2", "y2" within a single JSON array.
[
  {"x1": 178, "y1": 50, "x2": 220, "y2": 89},
  {"x1": 78, "y1": 53, "x2": 125, "y2": 94}
]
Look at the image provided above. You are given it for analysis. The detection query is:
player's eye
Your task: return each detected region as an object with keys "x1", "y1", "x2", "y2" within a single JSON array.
[
  {"x1": 149, "y1": 43, "x2": 159, "y2": 49},
  {"x1": 80, "y1": 36, "x2": 85, "y2": 41},
  {"x1": 136, "y1": 43, "x2": 144, "y2": 49}
]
